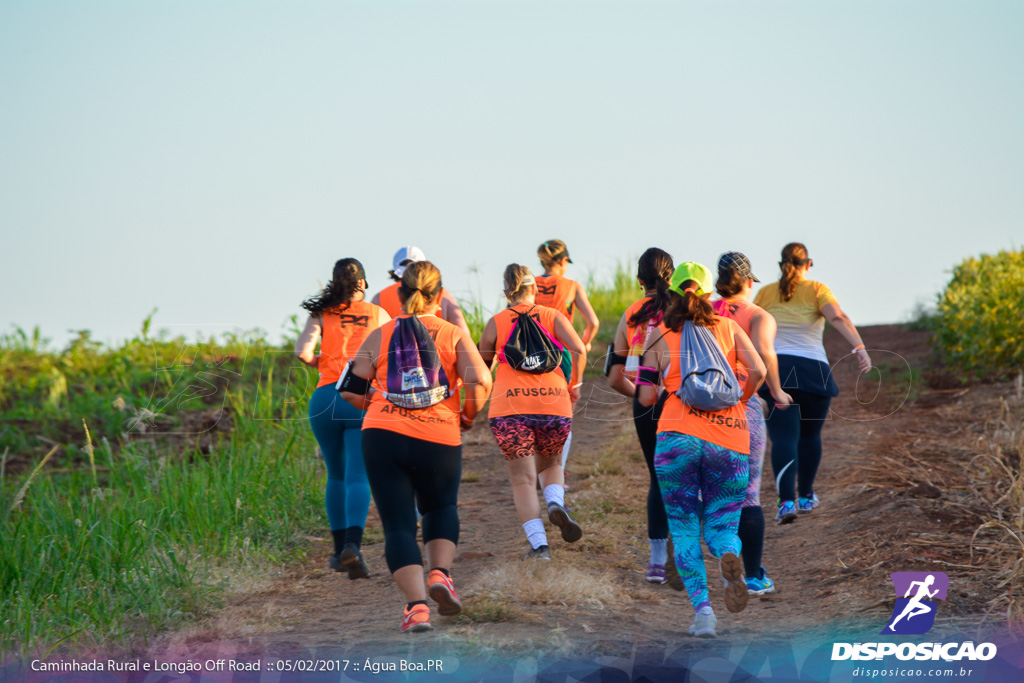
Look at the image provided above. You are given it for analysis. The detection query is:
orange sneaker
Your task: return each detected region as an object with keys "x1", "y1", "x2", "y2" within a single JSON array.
[
  {"x1": 427, "y1": 570, "x2": 463, "y2": 616},
  {"x1": 400, "y1": 603, "x2": 432, "y2": 632}
]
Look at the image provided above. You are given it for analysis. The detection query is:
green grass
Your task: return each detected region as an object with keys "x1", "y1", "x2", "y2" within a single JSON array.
[{"x1": 0, "y1": 318, "x2": 325, "y2": 658}]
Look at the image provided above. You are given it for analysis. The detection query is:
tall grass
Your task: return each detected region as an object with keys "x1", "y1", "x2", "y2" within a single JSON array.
[{"x1": 0, "y1": 321, "x2": 324, "y2": 658}]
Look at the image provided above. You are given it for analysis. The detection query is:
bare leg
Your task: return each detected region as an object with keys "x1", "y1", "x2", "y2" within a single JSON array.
[
  {"x1": 393, "y1": 565, "x2": 426, "y2": 603},
  {"x1": 425, "y1": 538, "x2": 456, "y2": 570},
  {"x1": 507, "y1": 457, "x2": 541, "y2": 524},
  {"x1": 536, "y1": 453, "x2": 563, "y2": 489}
]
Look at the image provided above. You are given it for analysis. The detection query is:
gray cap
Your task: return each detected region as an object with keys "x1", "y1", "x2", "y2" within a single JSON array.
[{"x1": 718, "y1": 252, "x2": 759, "y2": 282}]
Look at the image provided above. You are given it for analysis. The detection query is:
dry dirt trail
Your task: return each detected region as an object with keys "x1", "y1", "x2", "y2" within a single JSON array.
[{"x1": 145, "y1": 324, "x2": 1018, "y2": 675}]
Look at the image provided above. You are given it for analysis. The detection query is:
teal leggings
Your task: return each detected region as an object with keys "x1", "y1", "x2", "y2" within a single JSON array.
[
  {"x1": 308, "y1": 385, "x2": 371, "y2": 533},
  {"x1": 655, "y1": 431, "x2": 748, "y2": 613}
]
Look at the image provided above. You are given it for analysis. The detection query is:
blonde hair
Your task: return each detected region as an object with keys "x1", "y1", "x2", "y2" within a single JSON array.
[
  {"x1": 398, "y1": 261, "x2": 442, "y2": 315},
  {"x1": 503, "y1": 263, "x2": 535, "y2": 302},
  {"x1": 778, "y1": 242, "x2": 809, "y2": 302},
  {"x1": 538, "y1": 239, "x2": 569, "y2": 270}
]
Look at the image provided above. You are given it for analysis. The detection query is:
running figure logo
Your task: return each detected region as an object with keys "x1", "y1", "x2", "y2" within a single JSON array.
[{"x1": 882, "y1": 571, "x2": 948, "y2": 635}]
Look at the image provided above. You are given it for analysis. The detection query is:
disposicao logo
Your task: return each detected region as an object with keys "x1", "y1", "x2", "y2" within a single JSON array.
[
  {"x1": 883, "y1": 571, "x2": 948, "y2": 635},
  {"x1": 831, "y1": 571, "x2": 998, "y2": 662}
]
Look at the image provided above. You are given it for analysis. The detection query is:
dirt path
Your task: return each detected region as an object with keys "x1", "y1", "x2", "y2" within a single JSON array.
[{"x1": 145, "y1": 324, "x2": 1017, "y2": 667}]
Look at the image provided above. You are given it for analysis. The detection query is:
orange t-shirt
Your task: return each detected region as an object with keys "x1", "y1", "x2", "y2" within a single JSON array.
[
  {"x1": 361, "y1": 315, "x2": 463, "y2": 446},
  {"x1": 488, "y1": 304, "x2": 572, "y2": 419},
  {"x1": 655, "y1": 317, "x2": 750, "y2": 455},
  {"x1": 316, "y1": 301, "x2": 386, "y2": 389},
  {"x1": 534, "y1": 274, "x2": 577, "y2": 323}
]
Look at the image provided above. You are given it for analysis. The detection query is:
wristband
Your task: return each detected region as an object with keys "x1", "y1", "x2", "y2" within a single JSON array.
[
  {"x1": 337, "y1": 361, "x2": 372, "y2": 395},
  {"x1": 852, "y1": 344, "x2": 865, "y2": 353},
  {"x1": 636, "y1": 366, "x2": 660, "y2": 387}
]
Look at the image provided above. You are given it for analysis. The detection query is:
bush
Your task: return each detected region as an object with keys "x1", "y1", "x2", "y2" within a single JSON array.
[{"x1": 933, "y1": 248, "x2": 1024, "y2": 378}]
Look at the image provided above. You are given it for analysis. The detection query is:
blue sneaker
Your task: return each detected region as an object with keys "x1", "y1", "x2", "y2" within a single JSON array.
[
  {"x1": 775, "y1": 500, "x2": 797, "y2": 525},
  {"x1": 746, "y1": 568, "x2": 776, "y2": 595},
  {"x1": 798, "y1": 493, "x2": 819, "y2": 513}
]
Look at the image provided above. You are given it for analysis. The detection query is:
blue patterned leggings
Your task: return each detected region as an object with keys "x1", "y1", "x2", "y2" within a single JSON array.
[{"x1": 654, "y1": 432, "x2": 749, "y2": 613}]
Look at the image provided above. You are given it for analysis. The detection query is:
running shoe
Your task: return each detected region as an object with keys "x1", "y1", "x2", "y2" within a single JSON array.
[
  {"x1": 523, "y1": 545, "x2": 551, "y2": 561},
  {"x1": 547, "y1": 502, "x2": 583, "y2": 543},
  {"x1": 746, "y1": 567, "x2": 776, "y2": 595},
  {"x1": 719, "y1": 552, "x2": 749, "y2": 613},
  {"x1": 400, "y1": 603, "x2": 432, "y2": 633},
  {"x1": 689, "y1": 610, "x2": 717, "y2": 638},
  {"x1": 427, "y1": 569, "x2": 463, "y2": 616},
  {"x1": 339, "y1": 544, "x2": 370, "y2": 580},
  {"x1": 329, "y1": 553, "x2": 344, "y2": 573},
  {"x1": 798, "y1": 493, "x2": 819, "y2": 513},
  {"x1": 775, "y1": 500, "x2": 797, "y2": 525},
  {"x1": 645, "y1": 564, "x2": 666, "y2": 584}
]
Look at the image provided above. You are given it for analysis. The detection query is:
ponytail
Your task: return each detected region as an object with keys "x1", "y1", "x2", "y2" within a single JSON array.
[
  {"x1": 538, "y1": 239, "x2": 569, "y2": 270},
  {"x1": 503, "y1": 263, "x2": 535, "y2": 303},
  {"x1": 399, "y1": 261, "x2": 443, "y2": 315},
  {"x1": 301, "y1": 258, "x2": 367, "y2": 316},
  {"x1": 778, "y1": 242, "x2": 809, "y2": 302},
  {"x1": 629, "y1": 247, "x2": 674, "y2": 328},
  {"x1": 662, "y1": 282, "x2": 716, "y2": 331}
]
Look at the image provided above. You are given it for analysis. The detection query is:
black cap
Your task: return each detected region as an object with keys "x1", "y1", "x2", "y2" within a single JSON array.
[{"x1": 718, "y1": 252, "x2": 759, "y2": 282}]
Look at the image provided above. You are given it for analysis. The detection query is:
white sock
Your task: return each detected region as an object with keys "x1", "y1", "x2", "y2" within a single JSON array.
[
  {"x1": 560, "y1": 431, "x2": 572, "y2": 470},
  {"x1": 649, "y1": 538, "x2": 668, "y2": 565},
  {"x1": 543, "y1": 484, "x2": 565, "y2": 509},
  {"x1": 523, "y1": 518, "x2": 548, "y2": 549},
  {"x1": 698, "y1": 606, "x2": 715, "y2": 616}
]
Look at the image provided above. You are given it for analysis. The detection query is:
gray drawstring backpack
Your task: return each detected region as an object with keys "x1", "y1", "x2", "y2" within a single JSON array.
[{"x1": 676, "y1": 320, "x2": 743, "y2": 411}]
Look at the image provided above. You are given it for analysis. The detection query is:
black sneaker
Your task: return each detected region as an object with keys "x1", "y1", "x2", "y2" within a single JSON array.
[
  {"x1": 522, "y1": 545, "x2": 551, "y2": 560},
  {"x1": 339, "y1": 544, "x2": 370, "y2": 580},
  {"x1": 329, "y1": 552, "x2": 345, "y2": 572},
  {"x1": 547, "y1": 503, "x2": 582, "y2": 543}
]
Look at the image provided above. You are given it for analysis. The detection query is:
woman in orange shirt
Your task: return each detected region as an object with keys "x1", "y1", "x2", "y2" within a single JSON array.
[
  {"x1": 638, "y1": 262, "x2": 765, "y2": 638},
  {"x1": 340, "y1": 261, "x2": 492, "y2": 633},
  {"x1": 295, "y1": 258, "x2": 390, "y2": 579},
  {"x1": 534, "y1": 239, "x2": 599, "y2": 474},
  {"x1": 478, "y1": 264, "x2": 588, "y2": 560},
  {"x1": 606, "y1": 248, "x2": 675, "y2": 583}
]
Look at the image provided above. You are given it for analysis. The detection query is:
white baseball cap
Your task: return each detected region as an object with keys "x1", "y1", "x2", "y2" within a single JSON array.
[{"x1": 392, "y1": 246, "x2": 426, "y2": 278}]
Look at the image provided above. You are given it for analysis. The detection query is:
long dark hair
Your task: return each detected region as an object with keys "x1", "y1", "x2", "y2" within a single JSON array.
[
  {"x1": 628, "y1": 248, "x2": 674, "y2": 328},
  {"x1": 662, "y1": 282, "x2": 717, "y2": 332},
  {"x1": 301, "y1": 258, "x2": 367, "y2": 316}
]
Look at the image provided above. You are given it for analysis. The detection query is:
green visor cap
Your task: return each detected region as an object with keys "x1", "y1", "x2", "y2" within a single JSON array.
[{"x1": 669, "y1": 261, "x2": 714, "y2": 297}]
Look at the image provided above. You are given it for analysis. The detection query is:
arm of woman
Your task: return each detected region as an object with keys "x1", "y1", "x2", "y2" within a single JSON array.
[
  {"x1": 294, "y1": 316, "x2": 321, "y2": 368},
  {"x1": 821, "y1": 301, "x2": 872, "y2": 372},
  {"x1": 750, "y1": 310, "x2": 791, "y2": 409},
  {"x1": 553, "y1": 313, "x2": 587, "y2": 402},
  {"x1": 637, "y1": 332, "x2": 668, "y2": 407},
  {"x1": 607, "y1": 313, "x2": 635, "y2": 398},
  {"x1": 440, "y1": 290, "x2": 475, "y2": 343},
  {"x1": 455, "y1": 330, "x2": 493, "y2": 427},
  {"x1": 732, "y1": 325, "x2": 767, "y2": 402},
  {"x1": 573, "y1": 286, "x2": 600, "y2": 352},
  {"x1": 477, "y1": 317, "x2": 498, "y2": 365},
  {"x1": 339, "y1": 329, "x2": 381, "y2": 411}
]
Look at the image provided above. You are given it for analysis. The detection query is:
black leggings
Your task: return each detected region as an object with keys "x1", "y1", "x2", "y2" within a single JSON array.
[
  {"x1": 765, "y1": 389, "x2": 832, "y2": 502},
  {"x1": 632, "y1": 394, "x2": 669, "y2": 540},
  {"x1": 362, "y1": 429, "x2": 461, "y2": 573}
]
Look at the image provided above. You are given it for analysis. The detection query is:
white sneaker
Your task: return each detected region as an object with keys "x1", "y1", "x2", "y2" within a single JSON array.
[{"x1": 689, "y1": 609, "x2": 717, "y2": 638}]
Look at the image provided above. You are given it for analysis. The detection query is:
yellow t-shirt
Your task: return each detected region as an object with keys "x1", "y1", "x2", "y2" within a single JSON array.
[{"x1": 753, "y1": 279, "x2": 837, "y2": 363}]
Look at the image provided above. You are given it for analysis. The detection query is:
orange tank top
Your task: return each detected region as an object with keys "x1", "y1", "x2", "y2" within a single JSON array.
[
  {"x1": 534, "y1": 274, "x2": 577, "y2": 323},
  {"x1": 488, "y1": 304, "x2": 572, "y2": 419},
  {"x1": 361, "y1": 315, "x2": 463, "y2": 446},
  {"x1": 378, "y1": 283, "x2": 402, "y2": 318},
  {"x1": 316, "y1": 301, "x2": 384, "y2": 389},
  {"x1": 656, "y1": 317, "x2": 750, "y2": 455}
]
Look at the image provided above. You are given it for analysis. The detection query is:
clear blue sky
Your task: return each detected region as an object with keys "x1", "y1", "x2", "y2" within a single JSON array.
[{"x1": 2, "y1": 1, "x2": 1021, "y2": 347}]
